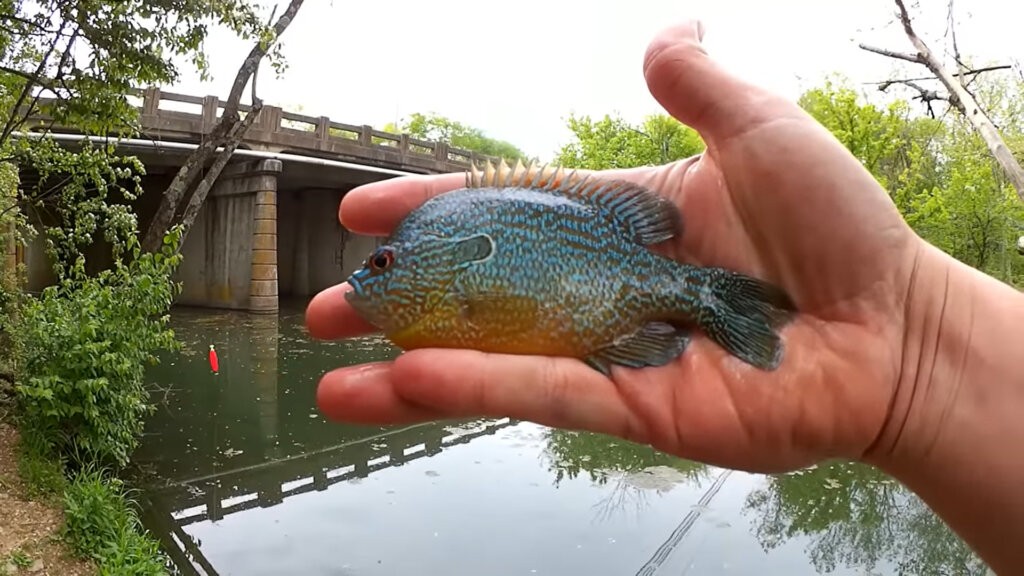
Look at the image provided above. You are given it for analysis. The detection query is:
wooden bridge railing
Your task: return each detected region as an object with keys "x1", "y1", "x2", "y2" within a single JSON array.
[{"x1": 30, "y1": 86, "x2": 501, "y2": 174}]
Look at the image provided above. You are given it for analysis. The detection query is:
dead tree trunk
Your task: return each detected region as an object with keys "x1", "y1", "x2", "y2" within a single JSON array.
[
  {"x1": 859, "y1": 0, "x2": 1024, "y2": 202},
  {"x1": 141, "y1": 0, "x2": 305, "y2": 252}
]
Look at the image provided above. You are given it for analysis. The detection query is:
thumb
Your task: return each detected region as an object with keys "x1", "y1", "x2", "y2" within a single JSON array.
[{"x1": 643, "y1": 20, "x2": 794, "y2": 146}]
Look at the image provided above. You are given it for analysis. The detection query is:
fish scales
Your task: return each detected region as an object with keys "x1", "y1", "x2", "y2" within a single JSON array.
[{"x1": 345, "y1": 159, "x2": 796, "y2": 374}]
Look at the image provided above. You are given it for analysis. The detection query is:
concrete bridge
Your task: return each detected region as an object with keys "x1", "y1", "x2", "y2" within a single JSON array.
[{"x1": 17, "y1": 87, "x2": 498, "y2": 312}]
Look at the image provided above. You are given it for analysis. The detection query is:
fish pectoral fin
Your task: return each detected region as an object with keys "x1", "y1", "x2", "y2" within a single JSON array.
[{"x1": 584, "y1": 322, "x2": 690, "y2": 376}]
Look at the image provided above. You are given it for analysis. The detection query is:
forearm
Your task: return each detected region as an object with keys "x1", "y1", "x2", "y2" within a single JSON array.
[{"x1": 867, "y1": 242, "x2": 1024, "y2": 574}]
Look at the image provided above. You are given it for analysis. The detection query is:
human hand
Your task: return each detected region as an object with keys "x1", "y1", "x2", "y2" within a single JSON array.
[{"x1": 304, "y1": 20, "x2": 927, "y2": 473}]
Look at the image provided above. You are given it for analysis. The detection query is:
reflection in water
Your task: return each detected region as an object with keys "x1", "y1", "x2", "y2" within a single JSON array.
[
  {"x1": 542, "y1": 429, "x2": 710, "y2": 523},
  {"x1": 744, "y1": 460, "x2": 989, "y2": 575},
  {"x1": 133, "y1": 305, "x2": 988, "y2": 576}
]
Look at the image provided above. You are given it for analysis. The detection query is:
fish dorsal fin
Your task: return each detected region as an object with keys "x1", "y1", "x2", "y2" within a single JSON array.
[{"x1": 465, "y1": 158, "x2": 681, "y2": 246}]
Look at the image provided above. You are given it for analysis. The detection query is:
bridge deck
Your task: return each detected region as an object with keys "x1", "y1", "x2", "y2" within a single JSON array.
[{"x1": 28, "y1": 87, "x2": 499, "y2": 175}]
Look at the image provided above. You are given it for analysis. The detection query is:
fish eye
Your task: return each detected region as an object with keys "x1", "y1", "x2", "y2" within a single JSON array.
[{"x1": 369, "y1": 247, "x2": 394, "y2": 271}]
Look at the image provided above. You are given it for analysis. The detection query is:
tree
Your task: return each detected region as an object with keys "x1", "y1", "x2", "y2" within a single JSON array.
[
  {"x1": 799, "y1": 76, "x2": 1024, "y2": 287},
  {"x1": 553, "y1": 112, "x2": 705, "y2": 170},
  {"x1": 382, "y1": 112, "x2": 530, "y2": 164},
  {"x1": 1, "y1": 0, "x2": 275, "y2": 271},
  {"x1": 141, "y1": 0, "x2": 306, "y2": 253},
  {"x1": 859, "y1": 0, "x2": 1024, "y2": 201},
  {"x1": 798, "y1": 76, "x2": 944, "y2": 208}
]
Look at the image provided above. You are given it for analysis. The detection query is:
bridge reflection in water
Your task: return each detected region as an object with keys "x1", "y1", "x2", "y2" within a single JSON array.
[{"x1": 140, "y1": 416, "x2": 515, "y2": 576}]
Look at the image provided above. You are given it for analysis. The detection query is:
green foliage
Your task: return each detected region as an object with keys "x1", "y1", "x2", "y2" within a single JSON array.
[
  {"x1": 1, "y1": 0, "x2": 277, "y2": 135},
  {"x1": 799, "y1": 75, "x2": 1024, "y2": 287},
  {"x1": 383, "y1": 112, "x2": 530, "y2": 163},
  {"x1": 62, "y1": 466, "x2": 167, "y2": 575},
  {"x1": 799, "y1": 76, "x2": 944, "y2": 196},
  {"x1": 14, "y1": 229, "x2": 183, "y2": 469},
  {"x1": 12, "y1": 138, "x2": 149, "y2": 278},
  {"x1": 554, "y1": 112, "x2": 705, "y2": 170},
  {"x1": 6, "y1": 549, "x2": 31, "y2": 569}
]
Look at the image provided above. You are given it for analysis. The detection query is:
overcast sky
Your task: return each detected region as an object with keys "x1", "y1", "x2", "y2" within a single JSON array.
[{"x1": 166, "y1": 0, "x2": 1022, "y2": 160}]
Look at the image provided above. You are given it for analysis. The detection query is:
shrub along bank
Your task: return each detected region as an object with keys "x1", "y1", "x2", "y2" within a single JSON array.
[{"x1": 1, "y1": 228, "x2": 184, "y2": 575}]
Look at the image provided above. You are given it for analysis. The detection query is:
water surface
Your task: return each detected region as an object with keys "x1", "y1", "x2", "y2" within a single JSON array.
[{"x1": 132, "y1": 305, "x2": 989, "y2": 575}]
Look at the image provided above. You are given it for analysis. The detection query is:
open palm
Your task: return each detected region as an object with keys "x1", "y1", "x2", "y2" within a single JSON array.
[{"x1": 305, "y1": 21, "x2": 923, "y2": 473}]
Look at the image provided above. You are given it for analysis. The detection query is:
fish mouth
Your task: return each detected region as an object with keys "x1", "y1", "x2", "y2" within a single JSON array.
[
  {"x1": 344, "y1": 273, "x2": 388, "y2": 330},
  {"x1": 346, "y1": 272, "x2": 365, "y2": 296}
]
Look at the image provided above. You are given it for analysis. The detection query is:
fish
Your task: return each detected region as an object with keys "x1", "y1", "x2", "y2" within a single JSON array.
[{"x1": 344, "y1": 159, "x2": 796, "y2": 375}]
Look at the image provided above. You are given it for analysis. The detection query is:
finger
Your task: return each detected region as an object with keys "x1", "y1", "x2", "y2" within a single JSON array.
[
  {"x1": 316, "y1": 362, "x2": 446, "y2": 424},
  {"x1": 390, "y1": 348, "x2": 648, "y2": 442},
  {"x1": 339, "y1": 171, "x2": 467, "y2": 236},
  {"x1": 304, "y1": 282, "x2": 378, "y2": 340},
  {"x1": 642, "y1": 20, "x2": 801, "y2": 146}
]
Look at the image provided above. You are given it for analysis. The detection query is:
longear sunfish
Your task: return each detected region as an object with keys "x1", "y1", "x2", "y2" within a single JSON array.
[{"x1": 344, "y1": 160, "x2": 795, "y2": 374}]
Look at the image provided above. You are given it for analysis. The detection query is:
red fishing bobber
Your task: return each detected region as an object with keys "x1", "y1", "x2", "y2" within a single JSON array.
[{"x1": 209, "y1": 344, "x2": 219, "y2": 373}]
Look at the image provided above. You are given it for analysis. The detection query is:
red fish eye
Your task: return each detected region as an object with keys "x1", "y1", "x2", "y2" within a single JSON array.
[{"x1": 370, "y1": 248, "x2": 394, "y2": 270}]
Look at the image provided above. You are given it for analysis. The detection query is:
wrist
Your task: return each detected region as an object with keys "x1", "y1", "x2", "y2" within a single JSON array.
[{"x1": 864, "y1": 239, "x2": 1024, "y2": 570}]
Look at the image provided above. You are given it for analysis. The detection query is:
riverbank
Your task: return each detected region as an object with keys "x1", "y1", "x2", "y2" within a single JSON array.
[{"x1": 0, "y1": 422, "x2": 94, "y2": 576}]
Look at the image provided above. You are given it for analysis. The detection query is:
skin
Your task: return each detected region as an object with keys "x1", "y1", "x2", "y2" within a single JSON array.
[{"x1": 305, "y1": 20, "x2": 1024, "y2": 573}]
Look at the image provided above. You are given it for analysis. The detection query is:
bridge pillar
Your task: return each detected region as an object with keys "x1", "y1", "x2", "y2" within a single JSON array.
[
  {"x1": 196, "y1": 158, "x2": 281, "y2": 313},
  {"x1": 249, "y1": 165, "x2": 280, "y2": 314}
]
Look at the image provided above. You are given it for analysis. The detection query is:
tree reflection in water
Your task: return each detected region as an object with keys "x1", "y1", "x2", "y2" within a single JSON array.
[
  {"x1": 744, "y1": 460, "x2": 989, "y2": 574},
  {"x1": 541, "y1": 429, "x2": 710, "y2": 521},
  {"x1": 542, "y1": 430, "x2": 989, "y2": 574}
]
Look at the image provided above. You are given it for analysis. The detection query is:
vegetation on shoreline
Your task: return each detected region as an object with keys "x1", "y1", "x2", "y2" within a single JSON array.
[{"x1": 0, "y1": 1, "x2": 297, "y2": 573}]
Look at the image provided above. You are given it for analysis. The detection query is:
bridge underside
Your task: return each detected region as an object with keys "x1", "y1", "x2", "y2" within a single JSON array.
[{"x1": 22, "y1": 146, "x2": 448, "y2": 313}]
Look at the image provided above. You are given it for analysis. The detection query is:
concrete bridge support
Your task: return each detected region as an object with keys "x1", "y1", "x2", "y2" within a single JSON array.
[{"x1": 175, "y1": 159, "x2": 281, "y2": 313}]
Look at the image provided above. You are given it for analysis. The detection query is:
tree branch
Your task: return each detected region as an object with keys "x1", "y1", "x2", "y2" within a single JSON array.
[
  {"x1": 141, "y1": 0, "x2": 304, "y2": 252},
  {"x1": 876, "y1": 78, "x2": 950, "y2": 118},
  {"x1": 858, "y1": 43, "x2": 922, "y2": 64},
  {"x1": 177, "y1": 103, "x2": 263, "y2": 247},
  {"x1": 862, "y1": 64, "x2": 1012, "y2": 86},
  {"x1": 860, "y1": 0, "x2": 1024, "y2": 202},
  {"x1": 0, "y1": 15, "x2": 70, "y2": 146}
]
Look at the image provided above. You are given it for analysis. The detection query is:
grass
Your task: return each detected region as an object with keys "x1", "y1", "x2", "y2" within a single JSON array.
[
  {"x1": 13, "y1": 432, "x2": 170, "y2": 575},
  {"x1": 60, "y1": 466, "x2": 167, "y2": 575}
]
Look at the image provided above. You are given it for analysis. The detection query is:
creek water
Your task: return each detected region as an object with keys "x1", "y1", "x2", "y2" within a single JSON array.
[{"x1": 130, "y1": 303, "x2": 988, "y2": 576}]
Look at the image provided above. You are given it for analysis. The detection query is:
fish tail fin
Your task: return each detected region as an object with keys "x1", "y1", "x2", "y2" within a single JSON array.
[{"x1": 694, "y1": 267, "x2": 796, "y2": 370}]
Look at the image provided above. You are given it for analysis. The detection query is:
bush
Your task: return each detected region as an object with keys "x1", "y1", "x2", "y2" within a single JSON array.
[{"x1": 14, "y1": 230, "x2": 183, "y2": 469}]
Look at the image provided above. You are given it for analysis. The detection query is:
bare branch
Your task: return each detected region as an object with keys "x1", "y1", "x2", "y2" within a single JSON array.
[
  {"x1": 858, "y1": 43, "x2": 922, "y2": 64},
  {"x1": 877, "y1": 79, "x2": 949, "y2": 118},
  {"x1": 862, "y1": 64, "x2": 1012, "y2": 86},
  {"x1": 0, "y1": 17, "x2": 70, "y2": 146}
]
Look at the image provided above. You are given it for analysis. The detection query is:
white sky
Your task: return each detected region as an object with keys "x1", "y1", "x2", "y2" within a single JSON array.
[{"x1": 166, "y1": 0, "x2": 1023, "y2": 160}]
